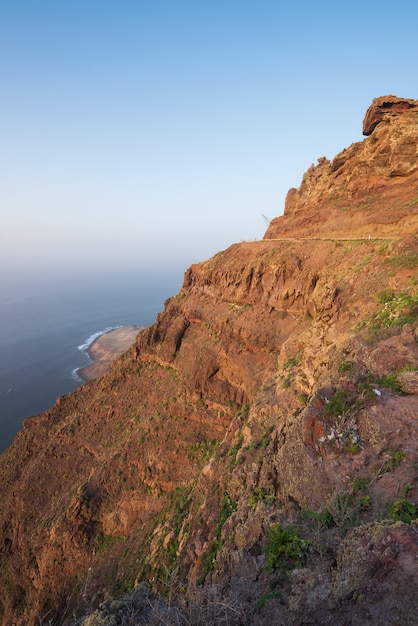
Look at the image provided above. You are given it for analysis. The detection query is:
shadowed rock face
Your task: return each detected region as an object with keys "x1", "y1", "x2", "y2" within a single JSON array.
[{"x1": 1, "y1": 97, "x2": 417, "y2": 625}]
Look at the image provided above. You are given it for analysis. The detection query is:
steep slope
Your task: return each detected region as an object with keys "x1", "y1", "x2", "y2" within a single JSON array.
[
  {"x1": 265, "y1": 95, "x2": 418, "y2": 240},
  {"x1": 0, "y1": 96, "x2": 417, "y2": 625}
]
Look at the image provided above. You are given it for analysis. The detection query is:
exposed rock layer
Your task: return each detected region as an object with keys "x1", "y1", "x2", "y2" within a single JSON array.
[
  {"x1": 265, "y1": 94, "x2": 418, "y2": 240},
  {"x1": 0, "y1": 97, "x2": 417, "y2": 625},
  {"x1": 362, "y1": 94, "x2": 418, "y2": 135}
]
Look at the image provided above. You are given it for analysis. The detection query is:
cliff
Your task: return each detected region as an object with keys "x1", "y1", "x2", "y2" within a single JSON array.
[
  {"x1": 0, "y1": 96, "x2": 417, "y2": 625},
  {"x1": 265, "y1": 95, "x2": 418, "y2": 241}
]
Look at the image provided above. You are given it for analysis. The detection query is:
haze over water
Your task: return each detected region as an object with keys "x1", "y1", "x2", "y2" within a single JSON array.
[{"x1": 0, "y1": 270, "x2": 182, "y2": 453}]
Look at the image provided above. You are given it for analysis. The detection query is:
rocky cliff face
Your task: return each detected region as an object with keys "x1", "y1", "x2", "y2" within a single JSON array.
[
  {"x1": 1, "y1": 97, "x2": 417, "y2": 625},
  {"x1": 265, "y1": 94, "x2": 418, "y2": 240}
]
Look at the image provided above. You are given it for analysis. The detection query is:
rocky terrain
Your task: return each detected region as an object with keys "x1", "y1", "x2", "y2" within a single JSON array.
[
  {"x1": 265, "y1": 94, "x2": 418, "y2": 241},
  {"x1": 0, "y1": 95, "x2": 417, "y2": 625}
]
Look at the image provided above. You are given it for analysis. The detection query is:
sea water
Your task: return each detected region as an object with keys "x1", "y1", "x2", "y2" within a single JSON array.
[{"x1": 0, "y1": 270, "x2": 182, "y2": 453}]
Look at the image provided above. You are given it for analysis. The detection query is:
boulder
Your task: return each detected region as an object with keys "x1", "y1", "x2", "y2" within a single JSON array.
[{"x1": 363, "y1": 94, "x2": 418, "y2": 136}]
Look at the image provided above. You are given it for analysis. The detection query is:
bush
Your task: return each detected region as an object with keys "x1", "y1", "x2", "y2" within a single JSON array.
[
  {"x1": 197, "y1": 494, "x2": 237, "y2": 584},
  {"x1": 384, "y1": 252, "x2": 418, "y2": 268},
  {"x1": 377, "y1": 449, "x2": 406, "y2": 475},
  {"x1": 370, "y1": 292, "x2": 418, "y2": 329},
  {"x1": 388, "y1": 498, "x2": 417, "y2": 523},
  {"x1": 325, "y1": 390, "x2": 350, "y2": 417},
  {"x1": 248, "y1": 485, "x2": 276, "y2": 508},
  {"x1": 264, "y1": 524, "x2": 310, "y2": 573},
  {"x1": 375, "y1": 289, "x2": 395, "y2": 304},
  {"x1": 338, "y1": 360, "x2": 354, "y2": 373}
]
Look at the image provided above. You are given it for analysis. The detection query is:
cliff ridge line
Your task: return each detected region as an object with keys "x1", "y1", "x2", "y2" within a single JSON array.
[
  {"x1": 265, "y1": 95, "x2": 418, "y2": 240},
  {"x1": 0, "y1": 96, "x2": 417, "y2": 625}
]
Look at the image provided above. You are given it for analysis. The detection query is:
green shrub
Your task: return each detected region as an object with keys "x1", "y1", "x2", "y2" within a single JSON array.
[
  {"x1": 375, "y1": 289, "x2": 395, "y2": 304},
  {"x1": 302, "y1": 507, "x2": 334, "y2": 530},
  {"x1": 239, "y1": 403, "x2": 250, "y2": 420},
  {"x1": 282, "y1": 376, "x2": 292, "y2": 389},
  {"x1": 384, "y1": 252, "x2": 418, "y2": 268},
  {"x1": 249, "y1": 485, "x2": 276, "y2": 508},
  {"x1": 227, "y1": 434, "x2": 244, "y2": 468},
  {"x1": 377, "y1": 373, "x2": 401, "y2": 391},
  {"x1": 338, "y1": 360, "x2": 354, "y2": 373},
  {"x1": 388, "y1": 498, "x2": 417, "y2": 523},
  {"x1": 303, "y1": 486, "x2": 371, "y2": 534},
  {"x1": 254, "y1": 591, "x2": 283, "y2": 612},
  {"x1": 377, "y1": 242, "x2": 390, "y2": 255},
  {"x1": 94, "y1": 533, "x2": 118, "y2": 556},
  {"x1": 370, "y1": 292, "x2": 418, "y2": 329},
  {"x1": 325, "y1": 390, "x2": 350, "y2": 417},
  {"x1": 264, "y1": 524, "x2": 310, "y2": 573},
  {"x1": 198, "y1": 493, "x2": 237, "y2": 584},
  {"x1": 377, "y1": 449, "x2": 406, "y2": 475},
  {"x1": 343, "y1": 440, "x2": 361, "y2": 454},
  {"x1": 401, "y1": 483, "x2": 415, "y2": 497},
  {"x1": 351, "y1": 477, "x2": 372, "y2": 494},
  {"x1": 218, "y1": 493, "x2": 237, "y2": 526}
]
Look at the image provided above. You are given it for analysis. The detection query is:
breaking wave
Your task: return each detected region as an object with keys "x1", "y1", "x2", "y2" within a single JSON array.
[{"x1": 71, "y1": 326, "x2": 123, "y2": 381}]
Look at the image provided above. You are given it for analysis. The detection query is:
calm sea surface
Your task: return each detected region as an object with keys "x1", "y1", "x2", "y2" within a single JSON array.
[{"x1": 0, "y1": 271, "x2": 182, "y2": 453}]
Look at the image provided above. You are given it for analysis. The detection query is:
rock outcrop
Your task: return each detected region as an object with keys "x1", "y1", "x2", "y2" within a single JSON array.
[
  {"x1": 264, "y1": 95, "x2": 418, "y2": 240},
  {"x1": 362, "y1": 94, "x2": 418, "y2": 135},
  {"x1": 0, "y1": 97, "x2": 417, "y2": 625}
]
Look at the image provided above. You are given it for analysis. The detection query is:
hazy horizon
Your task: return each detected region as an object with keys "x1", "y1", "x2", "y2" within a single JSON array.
[{"x1": 1, "y1": 1, "x2": 417, "y2": 287}]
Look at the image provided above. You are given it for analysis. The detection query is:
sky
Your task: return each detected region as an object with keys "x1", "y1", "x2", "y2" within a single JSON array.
[{"x1": 1, "y1": 0, "x2": 417, "y2": 289}]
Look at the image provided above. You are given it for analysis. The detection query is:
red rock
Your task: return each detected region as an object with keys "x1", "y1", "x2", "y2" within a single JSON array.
[
  {"x1": 303, "y1": 411, "x2": 326, "y2": 450},
  {"x1": 1, "y1": 97, "x2": 418, "y2": 625},
  {"x1": 265, "y1": 95, "x2": 418, "y2": 240},
  {"x1": 362, "y1": 94, "x2": 418, "y2": 135}
]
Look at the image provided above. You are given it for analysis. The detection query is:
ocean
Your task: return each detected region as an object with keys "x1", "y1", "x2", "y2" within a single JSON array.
[{"x1": 0, "y1": 270, "x2": 183, "y2": 453}]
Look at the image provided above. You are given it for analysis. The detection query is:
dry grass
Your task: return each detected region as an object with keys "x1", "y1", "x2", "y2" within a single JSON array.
[{"x1": 50, "y1": 574, "x2": 248, "y2": 626}]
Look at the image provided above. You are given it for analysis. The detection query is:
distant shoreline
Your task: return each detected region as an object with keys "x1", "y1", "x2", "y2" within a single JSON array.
[{"x1": 77, "y1": 326, "x2": 142, "y2": 382}]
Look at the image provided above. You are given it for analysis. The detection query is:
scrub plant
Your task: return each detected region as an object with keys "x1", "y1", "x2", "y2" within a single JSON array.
[
  {"x1": 263, "y1": 524, "x2": 311, "y2": 573},
  {"x1": 370, "y1": 291, "x2": 418, "y2": 329},
  {"x1": 376, "y1": 448, "x2": 406, "y2": 476},
  {"x1": 323, "y1": 389, "x2": 362, "y2": 452},
  {"x1": 248, "y1": 485, "x2": 276, "y2": 508},
  {"x1": 302, "y1": 479, "x2": 372, "y2": 537},
  {"x1": 388, "y1": 498, "x2": 417, "y2": 523},
  {"x1": 197, "y1": 493, "x2": 237, "y2": 585}
]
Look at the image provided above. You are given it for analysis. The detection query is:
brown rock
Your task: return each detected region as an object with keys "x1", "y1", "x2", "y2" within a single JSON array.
[
  {"x1": 287, "y1": 521, "x2": 418, "y2": 625},
  {"x1": 265, "y1": 94, "x2": 418, "y2": 240},
  {"x1": 303, "y1": 411, "x2": 326, "y2": 451},
  {"x1": 398, "y1": 370, "x2": 418, "y2": 394},
  {"x1": 363, "y1": 94, "x2": 418, "y2": 136},
  {"x1": 1, "y1": 98, "x2": 418, "y2": 625},
  {"x1": 366, "y1": 332, "x2": 418, "y2": 378}
]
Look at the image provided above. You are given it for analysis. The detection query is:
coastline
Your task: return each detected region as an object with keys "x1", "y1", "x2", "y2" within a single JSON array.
[{"x1": 77, "y1": 326, "x2": 142, "y2": 382}]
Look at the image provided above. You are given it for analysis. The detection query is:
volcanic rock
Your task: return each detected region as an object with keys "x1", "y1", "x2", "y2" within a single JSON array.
[
  {"x1": 265, "y1": 95, "x2": 418, "y2": 240},
  {"x1": 0, "y1": 97, "x2": 417, "y2": 625},
  {"x1": 362, "y1": 94, "x2": 418, "y2": 135}
]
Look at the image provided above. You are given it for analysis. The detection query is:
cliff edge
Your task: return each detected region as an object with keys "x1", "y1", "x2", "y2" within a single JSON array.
[
  {"x1": 265, "y1": 94, "x2": 418, "y2": 240},
  {"x1": 0, "y1": 96, "x2": 417, "y2": 625}
]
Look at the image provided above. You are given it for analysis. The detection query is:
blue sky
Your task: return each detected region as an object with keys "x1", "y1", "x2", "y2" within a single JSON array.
[{"x1": 1, "y1": 0, "x2": 417, "y2": 285}]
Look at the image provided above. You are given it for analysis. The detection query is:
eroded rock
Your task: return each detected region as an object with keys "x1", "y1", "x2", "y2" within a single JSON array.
[{"x1": 363, "y1": 94, "x2": 418, "y2": 136}]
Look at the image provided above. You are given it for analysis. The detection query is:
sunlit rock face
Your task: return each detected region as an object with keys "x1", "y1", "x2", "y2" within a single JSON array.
[
  {"x1": 1, "y1": 97, "x2": 417, "y2": 625},
  {"x1": 362, "y1": 94, "x2": 418, "y2": 136},
  {"x1": 265, "y1": 95, "x2": 418, "y2": 240}
]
